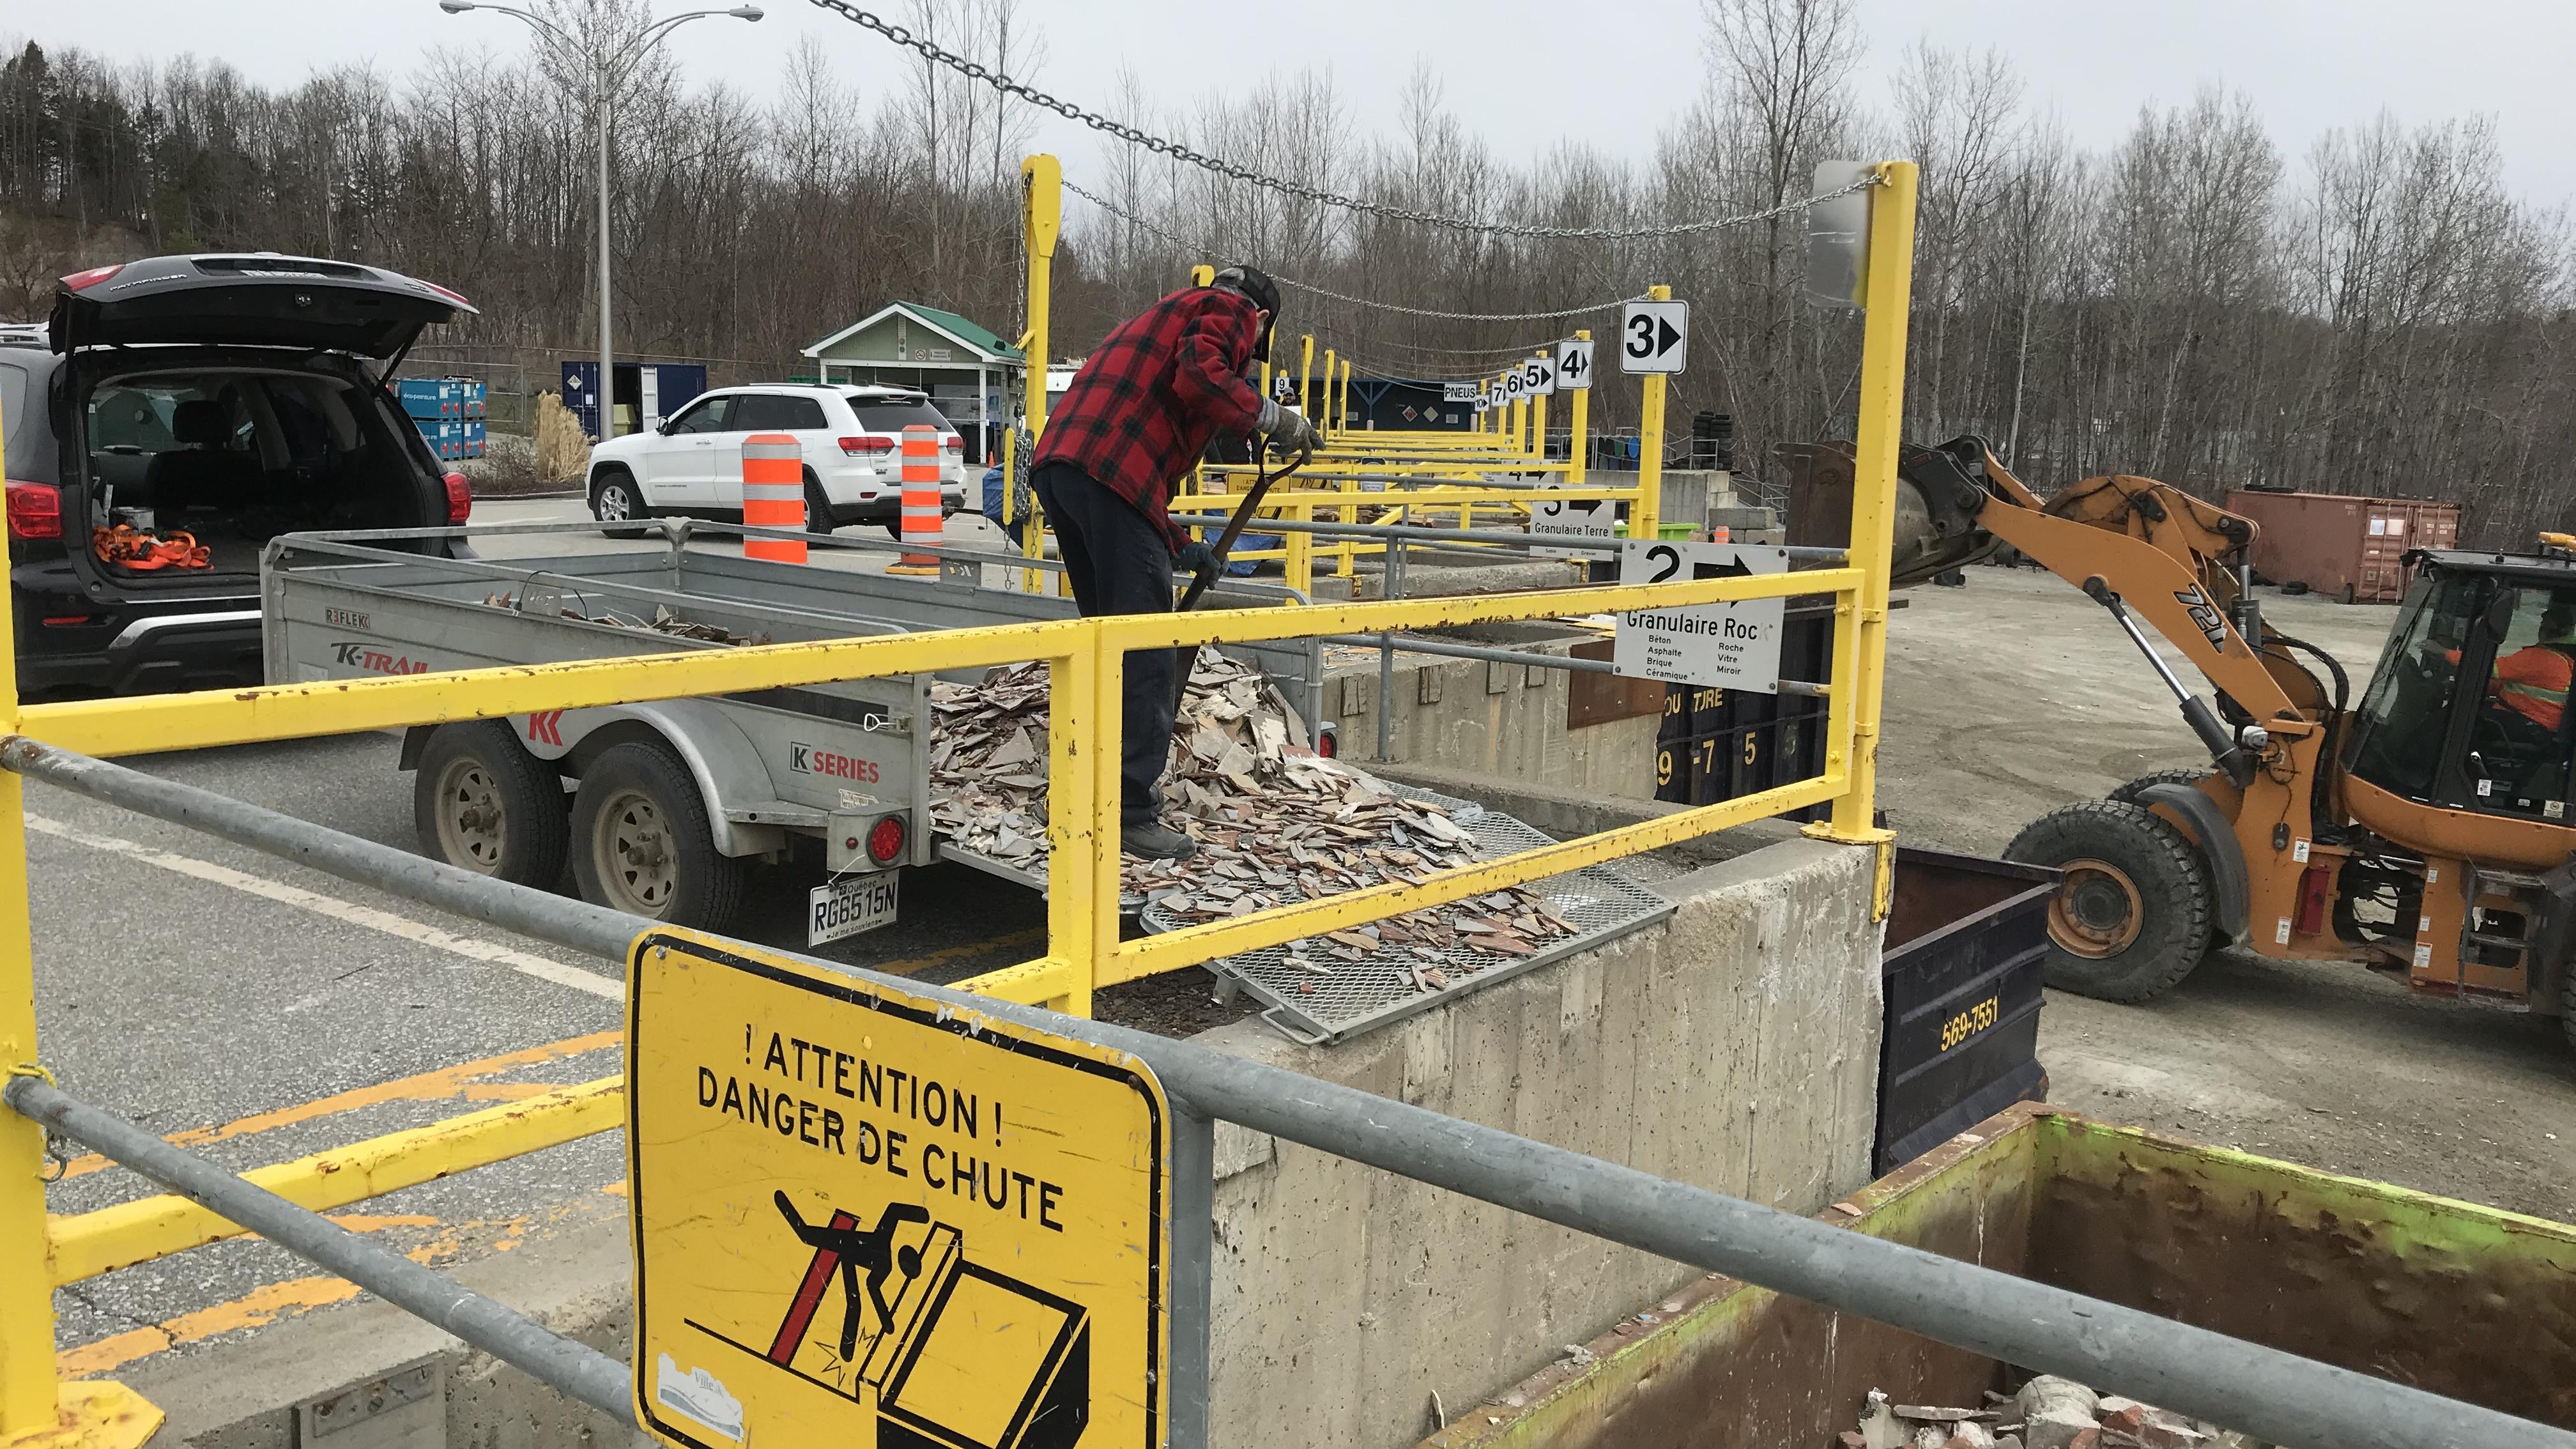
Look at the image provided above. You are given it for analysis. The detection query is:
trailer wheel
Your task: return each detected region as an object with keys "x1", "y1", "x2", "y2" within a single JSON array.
[
  {"x1": 570, "y1": 741, "x2": 748, "y2": 931},
  {"x1": 413, "y1": 721, "x2": 569, "y2": 888},
  {"x1": 2005, "y1": 799, "x2": 2213, "y2": 1002}
]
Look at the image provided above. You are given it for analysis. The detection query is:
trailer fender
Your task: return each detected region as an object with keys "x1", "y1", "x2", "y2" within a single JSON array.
[
  {"x1": 558, "y1": 702, "x2": 784, "y2": 859},
  {"x1": 2137, "y1": 782, "x2": 2249, "y2": 944}
]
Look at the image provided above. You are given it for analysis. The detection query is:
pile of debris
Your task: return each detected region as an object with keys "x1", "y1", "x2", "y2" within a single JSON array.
[
  {"x1": 928, "y1": 648, "x2": 1583, "y2": 983},
  {"x1": 1846, "y1": 1379, "x2": 2259, "y2": 1449},
  {"x1": 479, "y1": 593, "x2": 771, "y2": 647}
]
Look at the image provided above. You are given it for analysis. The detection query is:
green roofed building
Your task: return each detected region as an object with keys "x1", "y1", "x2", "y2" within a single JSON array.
[{"x1": 801, "y1": 302, "x2": 1027, "y2": 463}]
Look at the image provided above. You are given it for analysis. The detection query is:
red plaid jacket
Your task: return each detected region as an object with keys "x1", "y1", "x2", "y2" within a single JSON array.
[{"x1": 1033, "y1": 286, "x2": 1265, "y2": 551}]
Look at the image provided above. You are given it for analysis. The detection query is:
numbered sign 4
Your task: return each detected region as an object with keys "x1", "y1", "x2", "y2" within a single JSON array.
[
  {"x1": 1621, "y1": 300, "x2": 1690, "y2": 374},
  {"x1": 1556, "y1": 338, "x2": 1595, "y2": 391}
]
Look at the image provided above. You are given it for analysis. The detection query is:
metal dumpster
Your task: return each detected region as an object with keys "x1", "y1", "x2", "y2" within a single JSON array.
[
  {"x1": 1875, "y1": 848, "x2": 2053, "y2": 1174},
  {"x1": 1419, "y1": 1103, "x2": 2576, "y2": 1448}
]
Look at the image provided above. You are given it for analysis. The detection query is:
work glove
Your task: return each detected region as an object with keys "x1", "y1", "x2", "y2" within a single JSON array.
[
  {"x1": 1257, "y1": 399, "x2": 1316, "y2": 465},
  {"x1": 1174, "y1": 540, "x2": 1219, "y2": 577}
]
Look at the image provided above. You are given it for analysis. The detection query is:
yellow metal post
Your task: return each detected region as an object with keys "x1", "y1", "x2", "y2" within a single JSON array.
[
  {"x1": 1190, "y1": 264, "x2": 1213, "y2": 288},
  {"x1": 1633, "y1": 283, "x2": 1670, "y2": 540},
  {"x1": 1809, "y1": 164, "x2": 1917, "y2": 907},
  {"x1": 1568, "y1": 331, "x2": 1590, "y2": 487},
  {"x1": 1298, "y1": 335, "x2": 1315, "y2": 420},
  {"x1": 1020, "y1": 155, "x2": 1061, "y2": 592},
  {"x1": 1530, "y1": 356, "x2": 1550, "y2": 464},
  {"x1": 1338, "y1": 360, "x2": 1352, "y2": 434},
  {"x1": 1320, "y1": 349, "x2": 1337, "y2": 441},
  {"x1": 1045, "y1": 639, "x2": 1102, "y2": 1018},
  {"x1": 0, "y1": 388, "x2": 162, "y2": 1449}
]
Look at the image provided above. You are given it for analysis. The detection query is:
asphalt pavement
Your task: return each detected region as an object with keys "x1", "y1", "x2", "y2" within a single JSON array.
[{"x1": 31, "y1": 494, "x2": 1052, "y2": 1377}]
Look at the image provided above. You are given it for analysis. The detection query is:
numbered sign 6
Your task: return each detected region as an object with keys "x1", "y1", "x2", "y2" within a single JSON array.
[{"x1": 1503, "y1": 368, "x2": 1525, "y2": 402}]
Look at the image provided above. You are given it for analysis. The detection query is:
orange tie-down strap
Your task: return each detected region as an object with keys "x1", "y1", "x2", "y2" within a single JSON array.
[{"x1": 93, "y1": 524, "x2": 211, "y2": 570}]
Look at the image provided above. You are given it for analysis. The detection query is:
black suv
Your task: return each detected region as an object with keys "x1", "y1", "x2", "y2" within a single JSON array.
[{"x1": 4, "y1": 254, "x2": 475, "y2": 699}]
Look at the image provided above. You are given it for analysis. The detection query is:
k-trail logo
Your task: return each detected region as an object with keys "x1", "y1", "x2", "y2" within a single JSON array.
[
  {"x1": 525, "y1": 710, "x2": 567, "y2": 747},
  {"x1": 788, "y1": 742, "x2": 880, "y2": 784},
  {"x1": 329, "y1": 641, "x2": 431, "y2": 675},
  {"x1": 2173, "y1": 586, "x2": 2229, "y2": 652}
]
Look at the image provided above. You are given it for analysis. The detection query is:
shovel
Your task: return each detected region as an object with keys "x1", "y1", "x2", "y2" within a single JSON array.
[{"x1": 1175, "y1": 450, "x2": 1305, "y2": 612}]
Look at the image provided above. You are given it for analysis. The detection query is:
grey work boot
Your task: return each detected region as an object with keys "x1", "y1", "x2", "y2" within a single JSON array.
[{"x1": 1121, "y1": 820, "x2": 1199, "y2": 861}]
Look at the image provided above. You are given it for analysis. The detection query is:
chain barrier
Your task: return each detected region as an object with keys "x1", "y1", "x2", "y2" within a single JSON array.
[
  {"x1": 809, "y1": 0, "x2": 1880, "y2": 240},
  {"x1": 1066, "y1": 179, "x2": 1645, "y2": 321}
]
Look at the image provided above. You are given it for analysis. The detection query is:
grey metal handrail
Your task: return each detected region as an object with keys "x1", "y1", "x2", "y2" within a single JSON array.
[{"x1": 4, "y1": 737, "x2": 2565, "y2": 1449}]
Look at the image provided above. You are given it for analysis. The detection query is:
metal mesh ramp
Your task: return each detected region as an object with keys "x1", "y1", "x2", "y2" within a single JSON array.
[{"x1": 1142, "y1": 792, "x2": 1673, "y2": 1044}]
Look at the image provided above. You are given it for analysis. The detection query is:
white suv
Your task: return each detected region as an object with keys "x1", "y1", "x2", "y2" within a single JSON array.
[{"x1": 586, "y1": 384, "x2": 967, "y2": 535}]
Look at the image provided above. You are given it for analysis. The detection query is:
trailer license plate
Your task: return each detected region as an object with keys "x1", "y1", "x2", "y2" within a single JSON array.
[{"x1": 809, "y1": 872, "x2": 899, "y2": 946}]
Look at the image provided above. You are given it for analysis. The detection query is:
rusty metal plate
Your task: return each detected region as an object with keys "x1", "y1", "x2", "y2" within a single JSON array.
[{"x1": 1565, "y1": 640, "x2": 1664, "y2": 730}]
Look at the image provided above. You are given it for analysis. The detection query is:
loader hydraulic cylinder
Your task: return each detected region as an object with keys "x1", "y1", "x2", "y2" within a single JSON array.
[{"x1": 2083, "y1": 576, "x2": 2258, "y2": 788}]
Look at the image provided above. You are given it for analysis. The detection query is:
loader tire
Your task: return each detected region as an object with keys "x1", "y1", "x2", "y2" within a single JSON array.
[
  {"x1": 2107, "y1": 767, "x2": 2211, "y2": 805},
  {"x1": 570, "y1": 741, "x2": 748, "y2": 933},
  {"x1": 2005, "y1": 799, "x2": 2213, "y2": 1002}
]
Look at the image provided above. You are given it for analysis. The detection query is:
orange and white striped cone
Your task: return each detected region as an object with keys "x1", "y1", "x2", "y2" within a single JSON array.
[
  {"x1": 886, "y1": 423, "x2": 942, "y2": 576},
  {"x1": 741, "y1": 433, "x2": 807, "y2": 564}
]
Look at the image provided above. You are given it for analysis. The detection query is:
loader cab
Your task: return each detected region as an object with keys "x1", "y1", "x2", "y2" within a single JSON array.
[{"x1": 2344, "y1": 549, "x2": 2576, "y2": 824}]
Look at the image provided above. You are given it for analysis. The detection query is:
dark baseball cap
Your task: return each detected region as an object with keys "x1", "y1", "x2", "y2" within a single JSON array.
[{"x1": 1212, "y1": 265, "x2": 1281, "y2": 316}]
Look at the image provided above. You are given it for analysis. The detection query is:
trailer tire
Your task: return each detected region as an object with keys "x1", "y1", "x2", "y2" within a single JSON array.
[
  {"x1": 2005, "y1": 799, "x2": 2213, "y2": 1002},
  {"x1": 413, "y1": 721, "x2": 569, "y2": 888},
  {"x1": 570, "y1": 741, "x2": 748, "y2": 932}
]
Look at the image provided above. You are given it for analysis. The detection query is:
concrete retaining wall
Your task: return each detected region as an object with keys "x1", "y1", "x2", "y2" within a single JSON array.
[
  {"x1": 1325, "y1": 648, "x2": 1659, "y2": 799},
  {"x1": 114, "y1": 839, "x2": 1880, "y2": 1449},
  {"x1": 1204, "y1": 836, "x2": 1883, "y2": 1448}
]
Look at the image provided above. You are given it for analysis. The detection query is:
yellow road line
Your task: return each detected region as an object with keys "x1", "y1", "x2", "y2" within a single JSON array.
[
  {"x1": 869, "y1": 926, "x2": 1043, "y2": 978},
  {"x1": 52, "y1": 1031, "x2": 624, "y2": 1182}
]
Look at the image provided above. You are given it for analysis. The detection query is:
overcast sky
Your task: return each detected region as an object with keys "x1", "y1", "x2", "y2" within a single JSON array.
[{"x1": 24, "y1": 1, "x2": 2576, "y2": 209}]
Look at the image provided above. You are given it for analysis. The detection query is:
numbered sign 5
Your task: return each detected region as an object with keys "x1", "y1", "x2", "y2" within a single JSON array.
[
  {"x1": 1556, "y1": 337, "x2": 1595, "y2": 390},
  {"x1": 1621, "y1": 299, "x2": 1690, "y2": 374},
  {"x1": 1522, "y1": 356, "x2": 1556, "y2": 397}
]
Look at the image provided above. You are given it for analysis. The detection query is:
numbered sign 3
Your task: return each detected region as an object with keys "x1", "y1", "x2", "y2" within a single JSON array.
[
  {"x1": 1621, "y1": 299, "x2": 1690, "y2": 374},
  {"x1": 1556, "y1": 337, "x2": 1595, "y2": 390}
]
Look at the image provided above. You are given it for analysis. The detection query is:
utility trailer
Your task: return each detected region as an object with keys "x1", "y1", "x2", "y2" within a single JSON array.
[{"x1": 259, "y1": 521, "x2": 1326, "y2": 939}]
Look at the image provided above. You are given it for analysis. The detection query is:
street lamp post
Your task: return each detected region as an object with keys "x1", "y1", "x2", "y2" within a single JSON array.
[{"x1": 438, "y1": 0, "x2": 762, "y2": 443}]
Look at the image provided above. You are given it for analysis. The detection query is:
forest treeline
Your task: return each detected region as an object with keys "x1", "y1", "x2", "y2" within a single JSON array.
[{"x1": 3, "y1": 0, "x2": 2570, "y2": 544}]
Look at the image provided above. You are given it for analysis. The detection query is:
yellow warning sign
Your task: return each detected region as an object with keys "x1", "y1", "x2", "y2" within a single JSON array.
[{"x1": 625, "y1": 930, "x2": 1170, "y2": 1449}]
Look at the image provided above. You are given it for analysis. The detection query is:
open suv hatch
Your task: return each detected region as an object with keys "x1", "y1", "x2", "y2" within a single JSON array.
[{"x1": 5, "y1": 254, "x2": 475, "y2": 698}]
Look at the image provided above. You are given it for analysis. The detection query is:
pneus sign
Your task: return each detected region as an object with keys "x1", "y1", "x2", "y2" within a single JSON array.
[
  {"x1": 629, "y1": 930, "x2": 1170, "y2": 1449},
  {"x1": 1610, "y1": 540, "x2": 1788, "y2": 691}
]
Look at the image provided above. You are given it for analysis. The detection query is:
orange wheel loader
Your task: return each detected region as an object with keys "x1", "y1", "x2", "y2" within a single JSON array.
[{"x1": 1788, "y1": 437, "x2": 2576, "y2": 1048}]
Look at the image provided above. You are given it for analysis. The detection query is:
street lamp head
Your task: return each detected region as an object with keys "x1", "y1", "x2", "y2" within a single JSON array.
[
  {"x1": 437, "y1": 1, "x2": 477, "y2": 12},
  {"x1": 730, "y1": 4, "x2": 763, "y2": 17}
]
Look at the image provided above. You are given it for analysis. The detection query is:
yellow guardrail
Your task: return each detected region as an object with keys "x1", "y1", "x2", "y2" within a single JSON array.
[{"x1": 0, "y1": 157, "x2": 1916, "y2": 1443}]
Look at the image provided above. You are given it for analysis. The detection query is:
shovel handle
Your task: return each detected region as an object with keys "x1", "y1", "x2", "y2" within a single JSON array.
[{"x1": 1177, "y1": 453, "x2": 1303, "y2": 611}]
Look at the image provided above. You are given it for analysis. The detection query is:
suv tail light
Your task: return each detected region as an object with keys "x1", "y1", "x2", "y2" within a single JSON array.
[
  {"x1": 941, "y1": 435, "x2": 964, "y2": 454},
  {"x1": 5, "y1": 482, "x2": 62, "y2": 540},
  {"x1": 59, "y1": 264, "x2": 123, "y2": 292},
  {"x1": 443, "y1": 471, "x2": 473, "y2": 524},
  {"x1": 839, "y1": 436, "x2": 896, "y2": 456}
]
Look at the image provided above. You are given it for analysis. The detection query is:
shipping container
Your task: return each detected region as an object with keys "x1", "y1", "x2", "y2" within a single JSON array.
[
  {"x1": 394, "y1": 376, "x2": 487, "y2": 421},
  {"x1": 2224, "y1": 489, "x2": 2461, "y2": 603},
  {"x1": 1423, "y1": 1102, "x2": 2576, "y2": 1449},
  {"x1": 412, "y1": 418, "x2": 487, "y2": 461}
]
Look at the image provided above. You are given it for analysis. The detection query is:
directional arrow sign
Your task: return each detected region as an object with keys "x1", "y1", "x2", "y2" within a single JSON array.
[
  {"x1": 1621, "y1": 300, "x2": 1689, "y2": 374},
  {"x1": 1611, "y1": 540, "x2": 1784, "y2": 689},
  {"x1": 1556, "y1": 337, "x2": 1595, "y2": 390},
  {"x1": 1522, "y1": 356, "x2": 1556, "y2": 397}
]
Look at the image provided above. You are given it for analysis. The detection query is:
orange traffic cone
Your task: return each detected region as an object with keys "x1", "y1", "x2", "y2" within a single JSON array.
[
  {"x1": 742, "y1": 433, "x2": 807, "y2": 564},
  {"x1": 885, "y1": 424, "x2": 942, "y2": 576}
]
